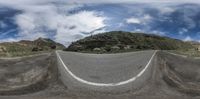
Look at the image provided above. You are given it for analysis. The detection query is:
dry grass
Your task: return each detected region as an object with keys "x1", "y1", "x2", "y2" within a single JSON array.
[{"x1": 168, "y1": 49, "x2": 200, "y2": 57}]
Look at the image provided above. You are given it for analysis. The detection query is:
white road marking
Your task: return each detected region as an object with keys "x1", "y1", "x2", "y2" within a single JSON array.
[
  {"x1": 56, "y1": 50, "x2": 157, "y2": 87},
  {"x1": 164, "y1": 51, "x2": 187, "y2": 58},
  {"x1": 165, "y1": 51, "x2": 200, "y2": 59}
]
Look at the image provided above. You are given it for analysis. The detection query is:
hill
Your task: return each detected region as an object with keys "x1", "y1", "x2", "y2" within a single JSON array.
[
  {"x1": 0, "y1": 38, "x2": 65, "y2": 57},
  {"x1": 66, "y1": 31, "x2": 194, "y2": 53}
]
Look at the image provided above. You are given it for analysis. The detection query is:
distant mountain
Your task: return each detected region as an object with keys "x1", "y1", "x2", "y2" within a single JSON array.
[
  {"x1": 0, "y1": 38, "x2": 65, "y2": 57},
  {"x1": 66, "y1": 31, "x2": 194, "y2": 53}
]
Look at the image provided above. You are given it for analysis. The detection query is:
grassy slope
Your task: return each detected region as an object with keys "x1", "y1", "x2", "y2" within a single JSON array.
[
  {"x1": 169, "y1": 50, "x2": 200, "y2": 57},
  {"x1": 0, "y1": 38, "x2": 65, "y2": 57},
  {"x1": 66, "y1": 31, "x2": 194, "y2": 53}
]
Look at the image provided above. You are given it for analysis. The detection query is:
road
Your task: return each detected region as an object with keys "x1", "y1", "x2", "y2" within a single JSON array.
[
  {"x1": 56, "y1": 50, "x2": 157, "y2": 92},
  {"x1": 2, "y1": 50, "x2": 200, "y2": 98}
]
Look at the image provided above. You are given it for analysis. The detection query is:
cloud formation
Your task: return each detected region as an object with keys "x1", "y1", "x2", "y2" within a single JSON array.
[
  {"x1": 2, "y1": 0, "x2": 200, "y2": 5},
  {"x1": 0, "y1": 0, "x2": 200, "y2": 45},
  {"x1": 184, "y1": 36, "x2": 193, "y2": 41},
  {"x1": 54, "y1": 11, "x2": 106, "y2": 45},
  {"x1": 126, "y1": 17, "x2": 141, "y2": 24},
  {"x1": 15, "y1": 8, "x2": 106, "y2": 45},
  {"x1": 126, "y1": 15, "x2": 152, "y2": 25},
  {"x1": 0, "y1": 0, "x2": 107, "y2": 46},
  {"x1": 64, "y1": 0, "x2": 200, "y2": 4}
]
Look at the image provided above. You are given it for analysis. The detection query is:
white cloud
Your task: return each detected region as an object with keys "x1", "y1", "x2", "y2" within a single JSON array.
[
  {"x1": 0, "y1": 0, "x2": 199, "y2": 45},
  {"x1": 159, "y1": 7, "x2": 175, "y2": 14},
  {"x1": 179, "y1": 28, "x2": 188, "y2": 35},
  {"x1": 184, "y1": 16, "x2": 196, "y2": 29},
  {"x1": 16, "y1": 13, "x2": 35, "y2": 31},
  {"x1": 0, "y1": 0, "x2": 107, "y2": 46},
  {"x1": 131, "y1": 28, "x2": 166, "y2": 36},
  {"x1": 1, "y1": 0, "x2": 187, "y2": 8},
  {"x1": 0, "y1": 0, "x2": 54, "y2": 7},
  {"x1": 143, "y1": 15, "x2": 152, "y2": 20},
  {"x1": 15, "y1": 12, "x2": 48, "y2": 40},
  {"x1": 0, "y1": 38, "x2": 19, "y2": 43},
  {"x1": 0, "y1": 29, "x2": 16, "y2": 37},
  {"x1": 151, "y1": 30, "x2": 166, "y2": 36},
  {"x1": 1, "y1": 0, "x2": 200, "y2": 7},
  {"x1": 54, "y1": 11, "x2": 106, "y2": 46},
  {"x1": 126, "y1": 15, "x2": 152, "y2": 25},
  {"x1": 12, "y1": 3, "x2": 106, "y2": 46},
  {"x1": 63, "y1": 0, "x2": 200, "y2": 4},
  {"x1": 126, "y1": 17, "x2": 141, "y2": 24},
  {"x1": 0, "y1": 21, "x2": 7, "y2": 28},
  {"x1": 184, "y1": 36, "x2": 193, "y2": 41},
  {"x1": 134, "y1": 29, "x2": 143, "y2": 32}
]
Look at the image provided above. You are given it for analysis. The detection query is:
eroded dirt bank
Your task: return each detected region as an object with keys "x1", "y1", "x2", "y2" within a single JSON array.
[
  {"x1": 0, "y1": 51, "x2": 200, "y2": 99},
  {"x1": 0, "y1": 53, "x2": 67, "y2": 96},
  {"x1": 158, "y1": 51, "x2": 200, "y2": 96}
]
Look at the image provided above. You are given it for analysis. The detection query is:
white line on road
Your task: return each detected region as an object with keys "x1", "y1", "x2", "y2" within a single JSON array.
[
  {"x1": 56, "y1": 50, "x2": 157, "y2": 87},
  {"x1": 165, "y1": 51, "x2": 200, "y2": 59},
  {"x1": 164, "y1": 51, "x2": 187, "y2": 58}
]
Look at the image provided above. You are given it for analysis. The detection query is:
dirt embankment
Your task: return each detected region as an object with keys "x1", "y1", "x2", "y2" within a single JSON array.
[
  {"x1": 0, "y1": 53, "x2": 62, "y2": 95},
  {"x1": 158, "y1": 51, "x2": 200, "y2": 96},
  {"x1": 0, "y1": 51, "x2": 200, "y2": 99}
]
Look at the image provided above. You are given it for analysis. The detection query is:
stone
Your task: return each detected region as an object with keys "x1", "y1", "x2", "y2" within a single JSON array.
[
  {"x1": 93, "y1": 48, "x2": 101, "y2": 52},
  {"x1": 124, "y1": 45, "x2": 131, "y2": 50},
  {"x1": 111, "y1": 46, "x2": 120, "y2": 51},
  {"x1": 0, "y1": 46, "x2": 7, "y2": 52}
]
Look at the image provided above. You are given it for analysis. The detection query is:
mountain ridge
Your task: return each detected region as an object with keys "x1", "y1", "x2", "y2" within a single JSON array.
[
  {"x1": 66, "y1": 31, "x2": 194, "y2": 53},
  {"x1": 0, "y1": 38, "x2": 65, "y2": 57}
]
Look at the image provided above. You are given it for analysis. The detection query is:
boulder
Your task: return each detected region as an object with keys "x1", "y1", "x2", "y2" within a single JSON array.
[
  {"x1": 111, "y1": 46, "x2": 120, "y2": 51},
  {"x1": 93, "y1": 48, "x2": 101, "y2": 52},
  {"x1": 32, "y1": 47, "x2": 43, "y2": 52},
  {"x1": 124, "y1": 45, "x2": 131, "y2": 50},
  {"x1": 0, "y1": 46, "x2": 7, "y2": 52},
  {"x1": 68, "y1": 44, "x2": 84, "y2": 51},
  {"x1": 50, "y1": 45, "x2": 57, "y2": 49}
]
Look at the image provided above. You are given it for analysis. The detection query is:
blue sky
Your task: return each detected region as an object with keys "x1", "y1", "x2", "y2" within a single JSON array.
[{"x1": 0, "y1": 0, "x2": 200, "y2": 46}]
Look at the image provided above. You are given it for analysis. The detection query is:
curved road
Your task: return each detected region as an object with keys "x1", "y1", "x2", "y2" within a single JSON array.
[{"x1": 56, "y1": 50, "x2": 157, "y2": 90}]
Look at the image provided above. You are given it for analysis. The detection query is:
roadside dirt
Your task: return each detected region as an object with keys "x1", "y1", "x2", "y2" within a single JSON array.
[
  {"x1": 0, "y1": 52, "x2": 68, "y2": 96},
  {"x1": 159, "y1": 51, "x2": 200, "y2": 96},
  {"x1": 0, "y1": 51, "x2": 200, "y2": 99}
]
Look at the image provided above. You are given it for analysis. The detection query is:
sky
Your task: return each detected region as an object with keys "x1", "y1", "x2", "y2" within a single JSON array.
[{"x1": 0, "y1": 0, "x2": 200, "y2": 46}]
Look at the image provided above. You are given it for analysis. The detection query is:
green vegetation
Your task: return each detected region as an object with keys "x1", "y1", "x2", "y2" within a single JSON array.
[
  {"x1": 66, "y1": 31, "x2": 194, "y2": 53},
  {"x1": 0, "y1": 38, "x2": 65, "y2": 57}
]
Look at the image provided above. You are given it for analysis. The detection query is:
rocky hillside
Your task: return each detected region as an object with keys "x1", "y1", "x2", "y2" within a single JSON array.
[
  {"x1": 0, "y1": 38, "x2": 65, "y2": 57},
  {"x1": 187, "y1": 41, "x2": 200, "y2": 51},
  {"x1": 66, "y1": 31, "x2": 194, "y2": 53}
]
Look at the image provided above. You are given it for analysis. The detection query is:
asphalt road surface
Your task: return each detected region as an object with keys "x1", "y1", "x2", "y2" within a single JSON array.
[
  {"x1": 56, "y1": 50, "x2": 157, "y2": 92},
  {"x1": 1, "y1": 50, "x2": 200, "y2": 99}
]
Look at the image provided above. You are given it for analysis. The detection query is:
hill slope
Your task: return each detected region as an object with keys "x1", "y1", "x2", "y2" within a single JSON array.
[
  {"x1": 66, "y1": 31, "x2": 193, "y2": 53},
  {"x1": 0, "y1": 38, "x2": 65, "y2": 57}
]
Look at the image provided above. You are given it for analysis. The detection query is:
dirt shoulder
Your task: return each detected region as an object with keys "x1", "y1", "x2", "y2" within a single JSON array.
[{"x1": 1, "y1": 51, "x2": 200, "y2": 99}]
